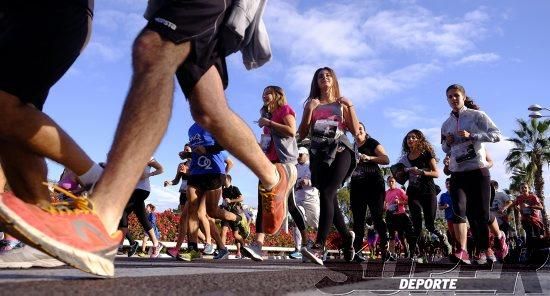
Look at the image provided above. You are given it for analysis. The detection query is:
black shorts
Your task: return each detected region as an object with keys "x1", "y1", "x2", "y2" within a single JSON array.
[
  {"x1": 0, "y1": 2, "x2": 92, "y2": 110},
  {"x1": 221, "y1": 220, "x2": 238, "y2": 231},
  {"x1": 187, "y1": 173, "x2": 225, "y2": 192},
  {"x1": 144, "y1": 0, "x2": 231, "y2": 98}
]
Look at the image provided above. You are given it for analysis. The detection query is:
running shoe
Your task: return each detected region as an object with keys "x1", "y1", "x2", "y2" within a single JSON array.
[
  {"x1": 203, "y1": 243, "x2": 215, "y2": 255},
  {"x1": 300, "y1": 244, "x2": 323, "y2": 266},
  {"x1": 289, "y1": 250, "x2": 302, "y2": 259},
  {"x1": 242, "y1": 241, "x2": 263, "y2": 261},
  {"x1": 166, "y1": 247, "x2": 179, "y2": 259},
  {"x1": 0, "y1": 244, "x2": 64, "y2": 268},
  {"x1": 495, "y1": 231, "x2": 509, "y2": 260},
  {"x1": 137, "y1": 251, "x2": 148, "y2": 258},
  {"x1": 450, "y1": 249, "x2": 471, "y2": 264},
  {"x1": 127, "y1": 241, "x2": 139, "y2": 257},
  {"x1": 179, "y1": 249, "x2": 201, "y2": 261},
  {"x1": 150, "y1": 242, "x2": 163, "y2": 258},
  {"x1": 486, "y1": 248, "x2": 497, "y2": 262},
  {"x1": 117, "y1": 246, "x2": 125, "y2": 255},
  {"x1": 343, "y1": 231, "x2": 355, "y2": 262},
  {"x1": 353, "y1": 252, "x2": 366, "y2": 263},
  {"x1": 412, "y1": 255, "x2": 426, "y2": 264},
  {"x1": 237, "y1": 213, "x2": 250, "y2": 239},
  {"x1": 0, "y1": 239, "x2": 24, "y2": 252},
  {"x1": 235, "y1": 252, "x2": 242, "y2": 259},
  {"x1": 474, "y1": 251, "x2": 488, "y2": 265},
  {"x1": 213, "y1": 248, "x2": 229, "y2": 260},
  {"x1": 259, "y1": 163, "x2": 297, "y2": 235},
  {"x1": 0, "y1": 191, "x2": 122, "y2": 277}
]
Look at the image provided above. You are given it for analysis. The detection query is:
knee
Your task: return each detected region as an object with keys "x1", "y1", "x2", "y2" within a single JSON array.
[{"x1": 132, "y1": 32, "x2": 181, "y2": 73}]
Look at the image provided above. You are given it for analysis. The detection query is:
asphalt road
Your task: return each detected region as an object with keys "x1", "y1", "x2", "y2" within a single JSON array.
[{"x1": 1, "y1": 256, "x2": 549, "y2": 295}]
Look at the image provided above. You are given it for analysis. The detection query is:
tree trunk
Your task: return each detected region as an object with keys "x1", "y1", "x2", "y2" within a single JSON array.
[{"x1": 534, "y1": 158, "x2": 549, "y2": 236}]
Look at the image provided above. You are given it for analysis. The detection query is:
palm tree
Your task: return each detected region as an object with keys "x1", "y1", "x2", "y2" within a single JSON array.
[{"x1": 505, "y1": 118, "x2": 550, "y2": 234}]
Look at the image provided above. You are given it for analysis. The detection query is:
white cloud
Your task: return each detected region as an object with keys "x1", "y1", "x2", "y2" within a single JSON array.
[
  {"x1": 455, "y1": 53, "x2": 500, "y2": 65},
  {"x1": 362, "y1": 6, "x2": 490, "y2": 57},
  {"x1": 264, "y1": 1, "x2": 489, "y2": 107},
  {"x1": 148, "y1": 184, "x2": 179, "y2": 211},
  {"x1": 84, "y1": 10, "x2": 146, "y2": 63},
  {"x1": 265, "y1": 1, "x2": 373, "y2": 62}
]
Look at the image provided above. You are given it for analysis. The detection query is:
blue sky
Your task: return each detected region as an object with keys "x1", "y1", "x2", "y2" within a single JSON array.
[{"x1": 45, "y1": 0, "x2": 550, "y2": 211}]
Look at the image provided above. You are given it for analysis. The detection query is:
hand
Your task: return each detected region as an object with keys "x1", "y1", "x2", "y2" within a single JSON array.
[
  {"x1": 443, "y1": 155, "x2": 451, "y2": 166},
  {"x1": 193, "y1": 146, "x2": 206, "y2": 155},
  {"x1": 457, "y1": 130, "x2": 471, "y2": 139},
  {"x1": 408, "y1": 167, "x2": 422, "y2": 175},
  {"x1": 258, "y1": 117, "x2": 271, "y2": 128},
  {"x1": 359, "y1": 153, "x2": 369, "y2": 162},
  {"x1": 337, "y1": 96, "x2": 353, "y2": 107},
  {"x1": 445, "y1": 134, "x2": 455, "y2": 145},
  {"x1": 523, "y1": 203, "x2": 530, "y2": 208},
  {"x1": 164, "y1": 180, "x2": 171, "y2": 187},
  {"x1": 306, "y1": 98, "x2": 321, "y2": 112},
  {"x1": 224, "y1": 198, "x2": 231, "y2": 204}
]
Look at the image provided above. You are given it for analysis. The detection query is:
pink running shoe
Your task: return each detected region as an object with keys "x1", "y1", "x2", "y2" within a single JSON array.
[
  {"x1": 451, "y1": 249, "x2": 471, "y2": 264},
  {"x1": 0, "y1": 192, "x2": 122, "y2": 277},
  {"x1": 166, "y1": 247, "x2": 179, "y2": 259},
  {"x1": 495, "y1": 231, "x2": 509, "y2": 260}
]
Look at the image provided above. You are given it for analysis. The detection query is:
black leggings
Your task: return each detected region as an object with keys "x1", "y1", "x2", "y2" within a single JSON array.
[
  {"x1": 310, "y1": 149, "x2": 352, "y2": 245},
  {"x1": 256, "y1": 182, "x2": 306, "y2": 234},
  {"x1": 450, "y1": 168, "x2": 491, "y2": 251},
  {"x1": 408, "y1": 190, "x2": 445, "y2": 254},
  {"x1": 350, "y1": 177, "x2": 388, "y2": 251},
  {"x1": 118, "y1": 189, "x2": 153, "y2": 232}
]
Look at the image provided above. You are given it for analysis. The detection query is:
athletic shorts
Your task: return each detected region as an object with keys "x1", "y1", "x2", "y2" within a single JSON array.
[
  {"x1": 0, "y1": 1, "x2": 92, "y2": 110},
  {"x1": 144, "y1": 0, "x2": 231, "y2": 98},
  {"x1": 221, "y1": 220, "x2": 239, "y2": 231},
  {"x1": 187, "y1": 173, "x2": 225, "y2": 192}
]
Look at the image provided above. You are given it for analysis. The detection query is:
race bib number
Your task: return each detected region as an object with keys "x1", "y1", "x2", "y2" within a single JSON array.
[
  {"x1": 312, "y1": 119, "x2": 339, "y2": 139},
  {"x1": 260, "y1": 134, "x2": 271, "y2": 152},
  {"x1": 452, "y1": 141, "x2": 477, "y2": 163}
]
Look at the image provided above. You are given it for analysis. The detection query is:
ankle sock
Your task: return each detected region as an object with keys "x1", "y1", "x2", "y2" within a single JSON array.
[{"x1": 78, "y1": 163, "x2": 103, "y2": 187}]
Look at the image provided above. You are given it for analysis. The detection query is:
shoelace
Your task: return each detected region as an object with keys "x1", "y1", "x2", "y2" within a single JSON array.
[
  {"x1": 41, "y1": 182, "x2": 93, "y2": 215},
  {"x1": 259, "y1": 187, "x2": 275, "y2": 212}
]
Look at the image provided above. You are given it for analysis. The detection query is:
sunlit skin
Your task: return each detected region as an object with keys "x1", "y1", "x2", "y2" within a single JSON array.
[
  {"x1": 445, "y1": 89, "x2": 471, "y2": 145},
  {"x1": 406, "y1": 133, "x2": 424, "y2": 176},
  {"x1": 317, "y1": 69, "x2": 333, "y2": 93}
]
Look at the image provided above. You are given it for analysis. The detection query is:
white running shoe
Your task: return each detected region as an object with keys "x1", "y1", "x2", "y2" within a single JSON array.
[{"x1": 0, "y1": 244, "x2": 65, "y2": 268}]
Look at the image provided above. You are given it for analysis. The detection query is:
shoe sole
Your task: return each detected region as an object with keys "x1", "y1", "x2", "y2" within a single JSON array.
[
  {"x1": 0, "y1": 258, "x2": 65, "y2": 269},
  {"x1": 0, "y1": 196, "x2": 117, "y2": 277},
  {"x1": 300, "y1": 247, "x2": 323, "y2": 266},
  {"x1": 242, "y1": 246, "x2": 263, "y2": 261}
]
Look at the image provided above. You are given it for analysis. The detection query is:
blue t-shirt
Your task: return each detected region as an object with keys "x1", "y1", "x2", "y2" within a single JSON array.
[
  {"x1": 147, "y1": 212, "x2": 160, "y2": 239},
  {"x1": 438, "y1": 192, "x2": 453, "y2": 221},
  {"x1": 188, "y1": 123, "x2": 227, "y2": 175}
]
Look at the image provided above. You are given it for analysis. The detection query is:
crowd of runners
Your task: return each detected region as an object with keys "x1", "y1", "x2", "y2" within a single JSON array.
[{"x1": 0, "y1": 0, "x2": 547, "y2": 277}]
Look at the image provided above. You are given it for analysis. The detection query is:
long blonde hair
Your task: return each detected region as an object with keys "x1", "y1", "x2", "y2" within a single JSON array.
[{"x1": 262, "y1": 85, "x2": 287, "y2": 113}]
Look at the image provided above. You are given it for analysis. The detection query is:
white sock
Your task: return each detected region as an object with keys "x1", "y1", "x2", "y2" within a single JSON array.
[{"x1": 78, "y1": 163, "x2": 103, "y2": 187}]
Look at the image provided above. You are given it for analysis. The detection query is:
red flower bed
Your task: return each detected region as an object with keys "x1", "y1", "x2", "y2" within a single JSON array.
[{"x1": 128, "y1": 210, "x2": 344, "y2": 249}]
